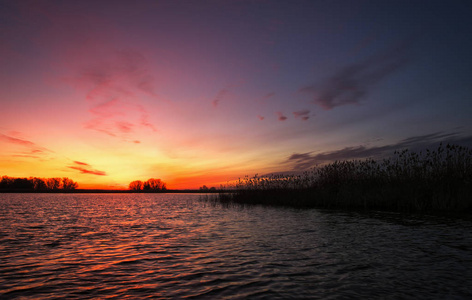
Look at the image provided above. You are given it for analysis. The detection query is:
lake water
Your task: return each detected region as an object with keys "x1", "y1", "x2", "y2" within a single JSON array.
[{"x1": 1, "y1": 193, "x2": 471, "y2": 299}]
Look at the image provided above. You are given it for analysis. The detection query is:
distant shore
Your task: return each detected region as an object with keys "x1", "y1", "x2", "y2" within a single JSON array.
[{"x1": 0, "y1": 189, "x2": 221, "y2": 194}]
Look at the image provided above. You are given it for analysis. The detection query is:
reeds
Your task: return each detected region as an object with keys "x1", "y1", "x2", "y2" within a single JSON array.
[{"x1": 210, "y1": 144, "x2": 472, "y2": 213}]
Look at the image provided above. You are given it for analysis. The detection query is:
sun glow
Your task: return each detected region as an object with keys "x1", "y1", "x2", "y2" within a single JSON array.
[{"x1": 1, "y1": 1, "x2": 472, "y2": 190}]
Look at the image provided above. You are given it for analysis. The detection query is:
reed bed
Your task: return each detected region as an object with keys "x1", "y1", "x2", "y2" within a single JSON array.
[{"x1": 211, "y1": 144, "x2": 472, "y2": 213}]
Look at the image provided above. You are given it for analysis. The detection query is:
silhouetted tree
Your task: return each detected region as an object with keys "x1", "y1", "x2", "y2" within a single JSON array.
[
  {"x1": 13, "y1": 178, "x2": 34, "y2": 190},
  {"x1": 47, "y1": 178, "x2": 62, "y2": 190},
  {"x1": 130, "y1": 178, "x2": 166, "y2": 192},
  {"x1": 32, "y1": 177, "x2": 47, "y2": 191},
  {"x1": 0, "y1": 176, "x2": 14, "y2": 189},
  {"x1": 0, "y1": 176, "x2": 78, "y2": 192},
  {"x1": 62, "y1": 177, "x2": 78, "y2": 190},
  {"x1": 146, "y1": 178, "x2": 165, "y2": 190},
  {"x1": 199, "y1": 185, "x2": 217, "y2": 192},
  {"x1": 129, "y1": 180, "x2": 143, "y2": 191}
]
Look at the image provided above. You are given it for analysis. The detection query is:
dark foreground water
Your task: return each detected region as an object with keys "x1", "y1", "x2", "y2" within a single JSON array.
[{"x1": 1, "y1": 194, "x2": 471, "y2": 299}]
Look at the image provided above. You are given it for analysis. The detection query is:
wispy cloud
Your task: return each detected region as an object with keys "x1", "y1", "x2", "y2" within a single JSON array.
[
  {"x1": 137, "y1": 104, "x2": 158, "y2": 132},
  {"x1": 287, "y1": 131, "x2": 472, "y2": 170},
  {"x1": 256, "y1": 92, "x2": 275, "y2": 104},
  {"x1": 68, "y1": 161, "x2": 107, "y2": 176},
  {"x1": 293, "y1": 110, "x2": 310, "y2": 120},
  {"x1": 0, "y1": 133, "x2": 53, "y2": 155},
  {"x1": 299, "y1": 40, "x2": 411, "y2": 110},
  {"x1": 276, "y1": 112, "x2": 287, "y2": 121},
  {"x1": 1, "y1": 133, "x2": 37, "y2": 147},
  {"x1": 212, "y1": 88, "x2": 230, "y2": 107},
  {"x1": 116, "y1": 121, "x2": 134, "y2": 133},
  {"x1": 257, "y1": 115, "x2": 265, "y2": 121},
  {"x1": 71, "y1": 50, "x2": 159, "y2": 139}
]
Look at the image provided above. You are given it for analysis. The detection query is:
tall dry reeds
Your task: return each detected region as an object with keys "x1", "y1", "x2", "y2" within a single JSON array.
[{"x1": 212, "y1": 144, "x2": 472, "y2": 213}]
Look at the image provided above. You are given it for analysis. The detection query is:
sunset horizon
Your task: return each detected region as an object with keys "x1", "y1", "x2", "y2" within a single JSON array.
[
  {"x1": 2, "y1": 1, "x2": 472, "y2": 298},
  {"x1": 2, "y1": 0, "x2": 472, "y2": 190}
]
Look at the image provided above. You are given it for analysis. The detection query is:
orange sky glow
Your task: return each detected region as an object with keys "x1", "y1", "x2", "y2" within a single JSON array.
[{"x1": 2, "y1": 1, "x2": 472, "y2": 189}]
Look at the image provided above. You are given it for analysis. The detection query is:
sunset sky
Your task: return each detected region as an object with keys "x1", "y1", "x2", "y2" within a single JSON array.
[{"x1": 1, "y1": 0, "x2": 472, "y2": 189}]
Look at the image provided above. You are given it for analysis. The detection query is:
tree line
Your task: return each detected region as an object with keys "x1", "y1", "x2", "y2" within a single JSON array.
[
  {"x1": 129, "y1": 178, "x2": 167, "y2": 192},
  {"x1": 0, "y1": 176, "x2": 78, "y2": 192}
]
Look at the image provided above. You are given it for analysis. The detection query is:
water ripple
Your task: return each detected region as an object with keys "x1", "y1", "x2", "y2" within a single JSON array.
[{"x1": 1, "y1": 193, "x2": 471, "y2": 299}]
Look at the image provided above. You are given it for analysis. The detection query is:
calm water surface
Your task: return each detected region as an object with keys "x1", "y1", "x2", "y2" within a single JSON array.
[{"x1": 1, "y1": 193, "x2": 471, "y2": 299}]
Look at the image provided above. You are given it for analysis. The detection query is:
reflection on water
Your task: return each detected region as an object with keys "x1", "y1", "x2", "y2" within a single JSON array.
[{"x1": 0, "y1": 193, "x2": 471, "y2": 299}]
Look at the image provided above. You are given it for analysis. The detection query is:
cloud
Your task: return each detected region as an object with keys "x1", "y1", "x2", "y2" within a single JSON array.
[
  {"x1": 68, "y1": 161, "x2": 107, "y2": 176},
  {"x1": 293, "y1": 110, "x2": 310, "y2": 120},
  {"x1": 71, "y1": 50, "x2": 159, "y2": 138},
  {"x1": 88, "y1": 99, "x2": 123, "y2": 118},
  {"x1": 84, "y1": 98, "x2": 157, "y2": 138},
  {"x1": 84, "y1": 119, "x2": 117, "y2": 137},
  {"x1": 79, "y1": 51, "x2": 156, "y2": 102},
  {"x1": 276, "y1": 112, "x2": 287, "y2": 121},
  {"x1": 1, "y1": 133, "x2": 36, "y2": 147},
  {"x1": 116, "y1": 121, "x2": 134, "y2": 133},
  {"x1": 257, "y1": 115, "x2": 265, "y2": 121},
  {"x1": 69, "y1": 167, "x2": 107, "y2": 176},
  {"x1": 12, "y1": 154, "x2": 41, "y2": 159},
  {"x1": 137, "y1": 104, "x2": 158, "y2": 132},
  {"x1": 287, "y1": 131, "x2": 472, "y2": 170},
  {"x1": 0, "y1": 133, "x2": 52, "y2": 154},
  {"x1": 299, "y1": 40, "x2": 411, "y2": 110},
  {"x1": 212, "y1": 88, "x2": 230, "y2": 107},
  {"x1": 256, "y1": 92, "x2": 275, "y2": 104}
]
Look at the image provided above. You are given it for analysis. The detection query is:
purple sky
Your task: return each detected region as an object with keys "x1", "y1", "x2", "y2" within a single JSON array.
[{"x1": 1, "y1": 0, "x2": 472, "y2": 188}]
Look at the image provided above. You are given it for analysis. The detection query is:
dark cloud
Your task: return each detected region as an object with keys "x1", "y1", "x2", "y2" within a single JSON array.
[
  {"x1": 276, "y1": 112, "x2": 287, "y2": 121},
  {"x1": 299, "y1": 40, "x2": 411, "y2": 110},
  {"x1": 212, "y1": 88, "x2": 230, "y2": 107},
  {"x1": 68, "y1": 161, "x2": 107, "y2": 176},
  {"x1": 293, "y1": 110, "x2": 310, "y2": 120},
  {"x1": 287, "y1": 131, "x2": 472, "y2": 170}
]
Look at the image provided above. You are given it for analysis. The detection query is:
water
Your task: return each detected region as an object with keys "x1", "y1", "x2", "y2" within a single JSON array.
[{"x1": 1, "y1": 193, "x2": 471, "y2": 299}]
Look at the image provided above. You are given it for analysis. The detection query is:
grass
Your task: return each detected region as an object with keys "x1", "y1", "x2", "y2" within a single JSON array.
[{"x1": 208, "y1": 143, "x2": 472, "y2": 213}]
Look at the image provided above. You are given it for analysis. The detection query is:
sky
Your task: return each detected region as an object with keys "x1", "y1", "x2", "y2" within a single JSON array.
[{"x1": 1, "y1": 0, "x2": 472, "y2": 189}]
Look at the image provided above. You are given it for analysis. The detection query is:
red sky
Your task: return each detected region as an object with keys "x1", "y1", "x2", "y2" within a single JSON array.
[{"x1": 1, "y1": 0, "x2": 472, "y2": 189}]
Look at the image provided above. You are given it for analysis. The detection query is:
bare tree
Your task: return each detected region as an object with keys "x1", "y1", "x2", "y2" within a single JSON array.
[
  {"x1": 129, "y1": 180, "x2": 143, "y2": 191},
  {"x1": 62, "y1": 177, "x2": 78, "y2": 190},
  {"x1": 130, "y1": 178, "x2": 166, "y2": 192},
  {"x1": 46, "y1": 178, "x2": 62, "y2": 190}
]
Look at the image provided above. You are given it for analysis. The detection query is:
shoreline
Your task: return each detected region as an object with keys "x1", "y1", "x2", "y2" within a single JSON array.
[{"x1": 0, "y1": 189, "x2": 222, "y2": 194}]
